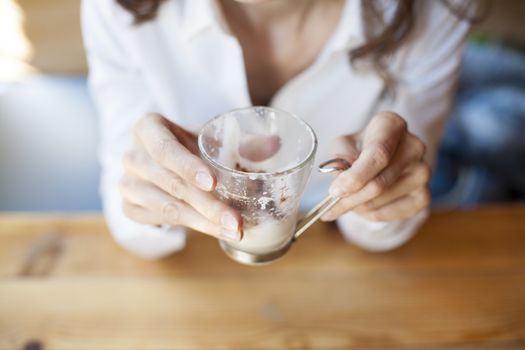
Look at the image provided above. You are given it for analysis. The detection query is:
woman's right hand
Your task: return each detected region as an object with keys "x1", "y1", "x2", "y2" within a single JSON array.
[{"x1": 119, "y1": 113, "x2": 243, "y2": 242}]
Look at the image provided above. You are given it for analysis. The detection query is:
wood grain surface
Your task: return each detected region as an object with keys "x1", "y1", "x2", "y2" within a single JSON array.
[{"x1": 0, "y1": 206, "x2": 524, "y2": 350}]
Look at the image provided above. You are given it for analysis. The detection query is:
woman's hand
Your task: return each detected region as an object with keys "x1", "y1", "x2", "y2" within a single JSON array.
[
  {"x1": 119, "y1": 113, "x2": 243, "y2": 242},
  {"x1": 322, "y1": 112, "x2": 432, "y2": 222}
]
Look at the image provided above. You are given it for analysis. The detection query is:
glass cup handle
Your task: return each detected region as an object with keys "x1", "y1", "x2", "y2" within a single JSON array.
[{"x1": 293, "y1": 158, "x2": 352, "y2": 240}]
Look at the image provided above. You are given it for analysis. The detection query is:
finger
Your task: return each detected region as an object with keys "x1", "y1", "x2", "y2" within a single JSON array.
[
  {"x1": 165, "y1": 122, "x2": 201, "y2": 155},
  {"x1": 239, "y1": 133, "x2": 281, "y2": 162},
  {"x1": 123, "y1": 200, "x2": 242, "y2": 242},
  {"x1": 123, "y1": 148, "x2": 242, "y2": 232},
  {"x1": 321, "y1": 162, "x2": 430, "y2": 221},
  {"x1": 355, "y1": 162, "x2": 431, "y2": 212},
  {"x1": 134, "y1": 114, "x2": 215, "y2": 191},
  {"x1": 360, "y1": 134, "x2": 425, "y2": 198},
  {"x1": 119, "y1": 176, "x2": 242, "y2": 242},
  {"x1": 322, "y1": 137, "x2": 427, "y2": 219},
  {"x1": 122, "y1": 201, "x2": 161, "y2": 225},
  {"x1": 329, "y1": 134, "x2": 361, "y2": 166},
  {"x1": 329, "y1": 112, "x2": 407, "y2": 197},
  {"x1": 355, "y1": 186, "x2": 431, "y2": 222}
]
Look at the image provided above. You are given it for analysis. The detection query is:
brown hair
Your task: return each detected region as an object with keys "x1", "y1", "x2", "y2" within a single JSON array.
[
  {"x1": 355, "y1": 0, "x2": 484, "y2": 87},
  {"x1": 117, "y1": 0, "x2": 484, "y2": 88}
]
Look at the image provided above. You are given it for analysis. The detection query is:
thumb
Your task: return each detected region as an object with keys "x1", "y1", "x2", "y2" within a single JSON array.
[{"x1": 329, "y1": 134, "x2": 360, "y2": 165}]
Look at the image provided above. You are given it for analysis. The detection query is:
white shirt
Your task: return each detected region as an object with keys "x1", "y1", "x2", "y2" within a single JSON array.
[{"x1": 81, "y1": 0, "x2": 469, "y2": 259}]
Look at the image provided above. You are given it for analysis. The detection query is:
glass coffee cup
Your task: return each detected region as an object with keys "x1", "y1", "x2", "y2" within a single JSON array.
[{"x1": 198, "y1": 106, "x2": 349, "y2": 265}]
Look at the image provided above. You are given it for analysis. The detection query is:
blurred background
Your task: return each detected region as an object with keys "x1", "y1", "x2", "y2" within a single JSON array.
[{"x1": 0, "y1": 0, "x2": 524, "y2": 212}]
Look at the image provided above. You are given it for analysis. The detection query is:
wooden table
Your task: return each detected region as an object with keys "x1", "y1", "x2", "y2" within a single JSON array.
[{"x1": 1, "y1": 206, "x2": 524, "y2": 350}]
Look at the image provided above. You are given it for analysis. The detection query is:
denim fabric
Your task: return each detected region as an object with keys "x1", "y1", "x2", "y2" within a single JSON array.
[{"x1": 431, "y1": 43, "x2": 525, "y2": 207}]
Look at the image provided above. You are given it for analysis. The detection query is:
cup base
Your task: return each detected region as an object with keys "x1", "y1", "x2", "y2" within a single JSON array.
[{"x1": 219, "y1": 239, "x2": 293, "y2": 265}]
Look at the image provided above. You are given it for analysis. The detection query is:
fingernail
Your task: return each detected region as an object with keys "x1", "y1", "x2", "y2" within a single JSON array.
[
  {"x1": 220, "y1": 229, "x2": 241, "y2": 242},
  {"x1": 195, "y1": 171, "x2": 213, "y2": 191},
  {"x1": 329, "y1": 185, "x2": 345, "y2": 198},
  {"x1": 221, "y1": 212, "x2": 239, "y2": 231}
]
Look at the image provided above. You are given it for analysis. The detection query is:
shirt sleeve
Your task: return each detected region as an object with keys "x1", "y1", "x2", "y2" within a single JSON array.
[
  {"x1": 81, "y1": 0, "x2": 186, "y2": 259},
  {"x1": 337, "y1": 1, "x2": 470, "y2": 251}
]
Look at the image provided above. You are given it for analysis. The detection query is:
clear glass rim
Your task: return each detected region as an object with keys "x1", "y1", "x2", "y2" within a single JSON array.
[{"x1": 198, "y1": 106, "x2": 318, "y2": 178}]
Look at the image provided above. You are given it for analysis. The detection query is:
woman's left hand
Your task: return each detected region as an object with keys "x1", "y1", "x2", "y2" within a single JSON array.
[{"x1": 322, "y1": 112, "x2": 432, "y2": 222}]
